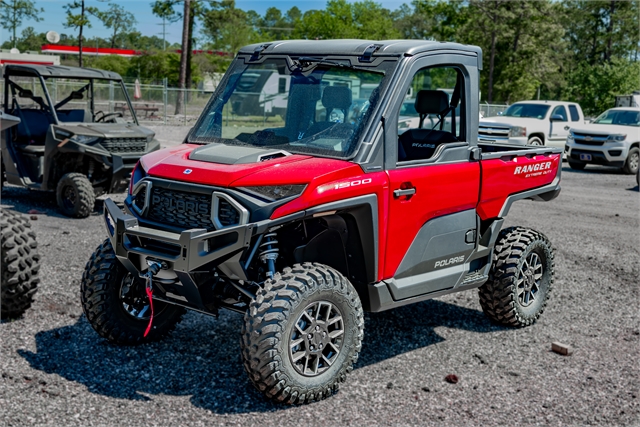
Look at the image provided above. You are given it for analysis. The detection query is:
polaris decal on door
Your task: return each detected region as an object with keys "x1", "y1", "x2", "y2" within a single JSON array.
[{"x1": 434, "y1": 255, "x2": 465, "y2": 268}]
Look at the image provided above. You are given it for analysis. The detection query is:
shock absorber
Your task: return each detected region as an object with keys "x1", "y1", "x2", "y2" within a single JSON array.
[{"x1": 259, "y1": 232, "x2": 279, "y2": 278}]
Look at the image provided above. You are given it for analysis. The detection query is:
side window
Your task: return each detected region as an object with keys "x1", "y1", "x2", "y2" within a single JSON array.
[
  {"x1": 396, "y1": 66, "x2": 464, "y2": 163},
  {"x1": 551, "y1": 105, "x2": 568, "y2": 121},
  {"x1": 568, "y1": 105, "x2": 580, "y2": 122}
]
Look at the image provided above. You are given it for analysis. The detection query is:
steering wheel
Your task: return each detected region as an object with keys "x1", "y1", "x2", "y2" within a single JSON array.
[{"x1": 95, "y1": 111, "x2": 124, "y2": 123}]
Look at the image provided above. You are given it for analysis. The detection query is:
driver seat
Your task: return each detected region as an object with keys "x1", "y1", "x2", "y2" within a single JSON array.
[
  {"x1": 305, "y1": 86, "x2": 353, "y2": 136},
  {"x1": 398, "y1": 90, "x2": 458, "y2": 161}
]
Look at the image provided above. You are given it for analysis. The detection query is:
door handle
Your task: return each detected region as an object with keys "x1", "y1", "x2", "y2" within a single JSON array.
[
  {"x1": 564, "y1": 126, "x2": 570, "y2": 131},
  {"x1": 393, "y1": 187, "x2": 416, "y2": 198}
]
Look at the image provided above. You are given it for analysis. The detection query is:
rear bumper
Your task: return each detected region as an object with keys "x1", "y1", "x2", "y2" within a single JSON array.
[{"x1": 103, "y1": 197, "x2": 254, "y2": 278}]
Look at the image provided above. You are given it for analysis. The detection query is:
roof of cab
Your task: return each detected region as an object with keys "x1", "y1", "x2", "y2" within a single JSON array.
[
  {"x1": 3, "y1": 64, "x2": 123, "y2": 80},
  {"x1": 238, "y1": 39, "x2": 483, "y2": 69}
]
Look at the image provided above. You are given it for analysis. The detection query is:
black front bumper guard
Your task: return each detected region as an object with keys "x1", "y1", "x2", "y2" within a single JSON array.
[{"x1": 103, "y1": 197, "x2": 255, "y2": 279}]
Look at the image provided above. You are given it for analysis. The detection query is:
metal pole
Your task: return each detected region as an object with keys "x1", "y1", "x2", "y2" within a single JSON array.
[
  {"x1": 163, "y1": 78, "x2": 168, "y2": 125},
  {"x1": 109, "y1": 81, "x2": 114, "y2": 113}
]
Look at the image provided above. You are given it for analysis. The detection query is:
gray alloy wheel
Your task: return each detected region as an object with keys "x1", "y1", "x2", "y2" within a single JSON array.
[{"x1": 289, "y1": 300, "x2": 345, "y2": 377}]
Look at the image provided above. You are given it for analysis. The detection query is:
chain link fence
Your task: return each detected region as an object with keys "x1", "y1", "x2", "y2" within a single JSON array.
[
  {"x1": 0, "y1": 77, "x2": 509, "y2": 126},
  {"x1": 480, "y1": 103, "x2": 508, "y2": 118}
]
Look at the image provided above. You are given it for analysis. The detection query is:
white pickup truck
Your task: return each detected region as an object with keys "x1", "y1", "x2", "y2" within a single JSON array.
[
  {"x1": 565, "y1": 107, "x2": 640, "y2": 174},
  {"x1": 478, "y1": 100, "x2": 585, "y2": 149}
]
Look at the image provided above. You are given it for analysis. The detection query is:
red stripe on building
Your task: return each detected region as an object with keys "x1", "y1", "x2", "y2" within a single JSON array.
[{"x1": 41, "y1": 44, "x2": 140, "y2": 57}]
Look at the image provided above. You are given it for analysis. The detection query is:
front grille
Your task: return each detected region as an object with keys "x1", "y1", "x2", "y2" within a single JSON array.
[
  {"x1": 147, "y1": 187, "x2": 213, "y2": 230},
  {"x1": 101, "y1": 137, "x2": 147, "y2": 153},
  {"x1": 218, "y1": 198, "x2": 240, "y2": 227},
  {"x1": 573, "y1": 133, "x2": 607, "y2": 146},
  {"x1": 478, "y1": 126, "x2": 510, "y2": 140},
  {"x1": 133, "y1": 186, "x2": 146, "y2": 212}
]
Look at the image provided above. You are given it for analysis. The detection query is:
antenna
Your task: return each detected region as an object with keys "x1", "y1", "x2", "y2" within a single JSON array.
[{"x1": 46, "y1": 31, "x2": 61, "y2": 44}]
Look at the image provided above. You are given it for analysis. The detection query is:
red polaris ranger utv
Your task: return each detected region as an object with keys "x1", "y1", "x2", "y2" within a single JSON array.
[{"x1": 81, "y1": 40, "x2": 561, "y2": 404}]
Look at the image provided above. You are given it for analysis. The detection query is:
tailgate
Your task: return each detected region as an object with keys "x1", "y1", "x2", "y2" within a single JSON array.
[{"x1": 477, "y1": 145, "x2": 562, "y2": 220}]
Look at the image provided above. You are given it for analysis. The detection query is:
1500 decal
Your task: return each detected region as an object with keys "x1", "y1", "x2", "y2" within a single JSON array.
[{"x1": 318, "y1": 178, "x2": 373, "y2": 194}]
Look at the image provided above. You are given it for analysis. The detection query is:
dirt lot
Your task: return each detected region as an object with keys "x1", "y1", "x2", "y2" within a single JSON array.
[{"x1": 1, "y1": 160, "x2": 638, "y2": 427}]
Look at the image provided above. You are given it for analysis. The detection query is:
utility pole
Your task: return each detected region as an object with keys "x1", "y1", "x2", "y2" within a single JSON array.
[
  {"x1": 175, "y1": 0, "x2": 190, "y2": 115},
  {"x1": 157, "y1": 16, "x2": 167, "y2": 50},
  {"x1": 78, "y1": 0, "x2": 85, "y2": 67}
]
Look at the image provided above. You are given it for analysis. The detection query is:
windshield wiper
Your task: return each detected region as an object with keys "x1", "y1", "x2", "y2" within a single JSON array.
[{"x1": 296, "y1": 56, "x2": 353, "y2": 69}]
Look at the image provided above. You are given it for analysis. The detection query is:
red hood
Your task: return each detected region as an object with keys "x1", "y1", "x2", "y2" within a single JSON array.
[{"x1": 140, "y1": 144, "x2": 361, "y2": 188}]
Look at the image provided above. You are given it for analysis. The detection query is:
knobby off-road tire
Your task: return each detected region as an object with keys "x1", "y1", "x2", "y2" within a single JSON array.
[
  {"x1": 1, "y1": 209, "x2": 40, "y2": 320},
  {"x1": 56, "y1": 173, "x2": 95, "y2": 218},
  {"x1": 479, "y1": 226, "x2": 554, "y2": 327},
  {"x1": 241, "y1": 263, "x2": 364, "y2": 404},
  {"x1": 622, "y1": 147, "x2": 639, "y2": 175},
  {"x1": 81, "y1": 239, "x2": 185, "y2": 345}
]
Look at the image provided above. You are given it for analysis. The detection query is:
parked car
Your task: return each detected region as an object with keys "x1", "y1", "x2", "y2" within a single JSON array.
[
  {"x1": 479, "y1": 100, "x2": 585, "y2": 149},
  {"x1": 565, "y1": 107, "x2": 640, "y2": 174},
  {"x1": 0, "y1": 64, "x2": 160, "y2": 217}
]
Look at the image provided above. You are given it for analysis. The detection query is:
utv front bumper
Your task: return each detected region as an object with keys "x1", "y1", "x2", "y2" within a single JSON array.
[{"x1": 103, "y1": 198, "x2": 255, "y2": 281}]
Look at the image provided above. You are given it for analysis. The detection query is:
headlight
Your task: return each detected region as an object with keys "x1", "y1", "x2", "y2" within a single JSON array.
[
  {"x1": 607, "y1": 134, "x2": 626, "y2": 142},
  {"x1": 129, "y1": 161, "x2": 147, "y2": 194},
  {"x1": 567, "y1": 133, "x2": 574, "y2": 141},
  {"x1": 509, "y1": 126, "x2": 526, "y2": 138},
  {"x1": 70, "y1": 134, "x2": 99, "y2": 145},
  {"x1": 238, "y1": 185, "x2": 306, "y2": 202}
]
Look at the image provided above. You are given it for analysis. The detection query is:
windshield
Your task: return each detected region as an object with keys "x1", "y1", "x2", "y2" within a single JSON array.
[
  {"x1": 44, "y1": 77, "x2": 136, "y2": 124},
  {"x1": 189, "y1": 58, "x2": 386, "y2": 158},
  {"x1": 503, "y1": 103, "x2": 550, "y2": 119},
  {"x1": 592, "y1": 109, "x2": 640, "y2": 127}
]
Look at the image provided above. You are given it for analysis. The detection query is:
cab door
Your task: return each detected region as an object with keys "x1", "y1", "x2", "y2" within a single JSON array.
[
  {"x1": 548, "y1": 105, "x2": 570, "y2": 148},
  {"x1": 382, "y1": 57, "x2": 481, "y2": 301}
]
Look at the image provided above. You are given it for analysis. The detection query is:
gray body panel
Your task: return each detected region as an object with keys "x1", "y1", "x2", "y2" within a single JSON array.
[{"x1": 387, "y1": 209, "x2": 477, "y2": 300}]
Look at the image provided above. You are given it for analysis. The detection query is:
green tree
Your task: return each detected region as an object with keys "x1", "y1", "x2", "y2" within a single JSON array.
[
  {"x1": 295, "y1": 0, "x2": 400, "y2": 40},
  {"x1": 0, "y1": 26, "x2": 45, "y2": 51},
  {"x1": 0, "y1": 0, "x2": 43, "y2": 48},
  {"x1": 96, "y1": 2, "x2": 137, "y2": 48},
  {"x1": 564, "y1": 59, "x2": 640, "y2": 116},
  {"x1": 202, "y1": 0, "x2": 259, "y2": 52},
  {"x1": 84, "y1": 54, "x2": 131, "y2": 76},
  {"x1": 393, "y1": 0, "x2": 467, "y2": 41},
  {"x1": 128, "y1": 51, "x2": 200, "y2": 86},
  {"x1": 563, "y1": 0, "x2": 639, "y2": 65},
  {"x1": 64, "y1": 0, "x2": 100, "y2": 67}
]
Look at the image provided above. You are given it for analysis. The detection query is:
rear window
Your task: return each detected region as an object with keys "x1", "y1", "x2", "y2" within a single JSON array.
[{"x1": 568, "y1": 105, "x2": 580, "y2": 121}]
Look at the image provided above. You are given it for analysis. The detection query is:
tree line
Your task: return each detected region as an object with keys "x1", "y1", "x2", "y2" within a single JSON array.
[{"x1": 1, "y1": 0, "x2": 638, "y2": 114}]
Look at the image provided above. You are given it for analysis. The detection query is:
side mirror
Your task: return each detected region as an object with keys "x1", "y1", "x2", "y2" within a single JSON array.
[{"x1": 550, "y1": 114, "x2": 564, "y2": 122}]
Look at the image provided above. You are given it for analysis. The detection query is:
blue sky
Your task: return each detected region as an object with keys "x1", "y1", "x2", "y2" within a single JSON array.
[{"x1": 4, "y1": 0, "x2": 407, "y2": 47}]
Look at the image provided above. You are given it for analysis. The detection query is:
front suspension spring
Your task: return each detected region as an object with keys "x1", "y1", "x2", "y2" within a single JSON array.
[{"x1": 259, "y1": 232, "x2": 279, "y2": 278}]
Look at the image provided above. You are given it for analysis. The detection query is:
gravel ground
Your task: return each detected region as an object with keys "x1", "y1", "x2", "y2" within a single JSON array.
[{"x1": 1, "y1": 161, "x2": 638, "y2": 427}]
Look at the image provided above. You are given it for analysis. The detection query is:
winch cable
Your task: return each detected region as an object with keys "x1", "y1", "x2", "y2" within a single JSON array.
[{"x1": 141, "y1": 261, "x2": 163, "y2": 338}]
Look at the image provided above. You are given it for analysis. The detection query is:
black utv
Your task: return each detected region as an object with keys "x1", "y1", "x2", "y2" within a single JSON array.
[{"x1": 1, "y1": 65, "x2": 160, "y2": 217}]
